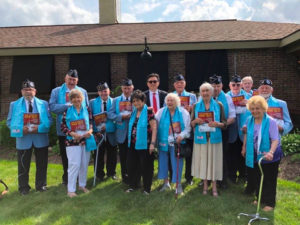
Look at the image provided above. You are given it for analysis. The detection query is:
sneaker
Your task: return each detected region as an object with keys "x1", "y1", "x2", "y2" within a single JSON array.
[
  {"x1": 159, "y1": 182, "x2": 171, "y2": 192},
  {"x1": 176, "y1": 184, "x2": 183, "y2": 195}
]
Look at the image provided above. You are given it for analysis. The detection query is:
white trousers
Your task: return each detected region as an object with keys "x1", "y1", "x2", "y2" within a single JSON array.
[{"x1": 66, "y1": 145, "x2": 90, "y2": 192}]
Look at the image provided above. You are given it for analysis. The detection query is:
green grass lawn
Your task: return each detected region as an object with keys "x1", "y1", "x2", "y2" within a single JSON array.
[{"x1": 0, "y1": 159, "x2": 299, "y2": 225}]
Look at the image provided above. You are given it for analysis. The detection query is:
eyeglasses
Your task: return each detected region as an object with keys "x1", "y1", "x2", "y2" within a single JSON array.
[
  {"x1": 231, "y1": 83, "x2": 241, "y2": 87},
  {"x1": 148, "y1": 80, "x2": 158, "y2": 84}
]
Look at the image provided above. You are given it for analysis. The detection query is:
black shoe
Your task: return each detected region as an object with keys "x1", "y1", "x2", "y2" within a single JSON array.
[
  {"x1": 186, "y1": 179, "x2": 194, "y2": 186},
  {"x1": 20, "y1": 190, "x2": 29, "y2": 195},
  {"x1": 36, "y1": 186, "x2": 47, "y2": 192}
]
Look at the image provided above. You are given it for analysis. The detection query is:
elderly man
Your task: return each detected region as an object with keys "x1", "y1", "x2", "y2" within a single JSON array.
[
  {"x1": 49, "y1": 69, "x2": 89, "y2": 185},
  {"x1": 227, "y1": 75, "x2": 250, "y2": 183},
  {"x1": 144, "y1": 73, "x2": 167, "y2": 113},
  {"x1": 209, "y1": 74, "x2": 236, "y2": 189},
  {"x1": 173, "y1": 74, "x2": 197, "y2": 185},
  {"x1": 108, "y1": 78, "x2": 134, "y2": 184},
  {"x1": 258, "y1": 78, "x2": 293, "y2": 135},
  {"x1": 7, "y1": 79, "x2": 52, "y2": 195},
  {"x1": 90, "y1": 82, "x2": 117, "y2": 181}
]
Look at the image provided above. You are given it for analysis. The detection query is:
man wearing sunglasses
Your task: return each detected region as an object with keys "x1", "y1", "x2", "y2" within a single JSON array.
[
  {"x1": 144, "y1": 73, "x2": 167, "y2": 113},
  {"x1": 227, "y1": 75, "x2": 251, "y2": 184},
  {"x1": 49, "y1": 69, "x2": 89, "y2": 185}
]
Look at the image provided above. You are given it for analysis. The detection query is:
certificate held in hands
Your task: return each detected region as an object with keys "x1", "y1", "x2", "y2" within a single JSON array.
[
  {"x1": 70, "y1": 119, "x2": 87, "y2": 136},
  {"x1": 267, "y1": 107, "x2": 284, "y2": 127},
  {"x1": 179, "y1": 96, "x2": 190, "y2": 107},
  {"x1": 197, "y1": 111, "x2": 216, "y2": 132},
  {"x1": 24, "y1": 113, "x2": 40, "y2": 132}
]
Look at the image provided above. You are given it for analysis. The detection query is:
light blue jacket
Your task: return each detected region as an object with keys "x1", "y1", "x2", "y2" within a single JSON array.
[
  {"x1": 49, "y1": 84, "x2": 88, "y2": 136},
  {"x1": 7, "y1": 97, "x2": 53, "y2": 150}
]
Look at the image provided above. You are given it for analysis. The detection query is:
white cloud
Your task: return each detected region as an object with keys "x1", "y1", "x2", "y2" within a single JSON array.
[
  {"x1": 0, "y1": 0, "x2": 98, "y2": 27},
  {"x1": 163, "y1": 4, "x2": 180, "y2": 16},
  {"x1": 121, "y1": 13, "x2": 143, "y2": 22}
]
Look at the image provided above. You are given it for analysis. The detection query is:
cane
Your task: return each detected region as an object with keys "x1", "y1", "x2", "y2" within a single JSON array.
[
  {"x1": 237, "y1": 156, "x2": 269, "y2": 225},
  {"x1": 93, "y1": 133, "x2": 105, "y2": 187},
  {"x1": 175, "y1": 144, "x2": 180, "y2": 199}
]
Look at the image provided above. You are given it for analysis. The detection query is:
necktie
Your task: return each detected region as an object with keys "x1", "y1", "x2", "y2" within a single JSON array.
[
  {"x1": 152, "y1": 92, "x2": 158, "y2": 113},
  {"x1": 103, "y1": 101, "x2": 107, "y2": 112},
  {"x1": 28, "y1": 101, "x2": 33, "y2": 113}
]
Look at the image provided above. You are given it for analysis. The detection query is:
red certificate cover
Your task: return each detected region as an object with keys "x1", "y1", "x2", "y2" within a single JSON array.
[
  {"x1": 179, "y1": 96, "x2": 190, "y2": 107},
  {"x1": 169, "y1": 122, "x2": 181, "y2": 134},
  {"x1": 232, "y1": 95, "x2": 245, "y2": 106},
  {"x1": 252, "y1": 89, "x2": 259, "y2": 96},
  {"x1": 198, "y1": 111, "x2": 214, "y2": 123},
  {"x1": 65, "y1": 92, "x2": 69, "y2": 102},
  {"x1": 119, "y1": 101, "x2": 132, "y2": 112},
  {"x1": 94, "y1": 113, "x2": 107, "y2": 126},
  {"x1": 23, "y1": 113, "x2": 40, "y2": 125},
  {"x1": 70, "y1": 119, "x2": 86, "y2": 131},
  {"x1": 267, "y1": 107, "x2": 283, "y2": 120}
]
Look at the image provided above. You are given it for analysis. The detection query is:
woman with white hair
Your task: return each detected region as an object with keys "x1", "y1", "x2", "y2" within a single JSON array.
[
  {"x1": 191, "y1": 82, "x2": 226, "y2": 197},
  {"x1": 155, "y1": 93, "x2": 191, "y2": 194}
]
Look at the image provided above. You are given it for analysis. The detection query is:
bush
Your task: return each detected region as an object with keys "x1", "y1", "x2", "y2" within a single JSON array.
[
  {"x1": 281, "y1": 129, "x2": 300, "y2": 156},
  {"x1": 0, "y1": 120, "x2": 16, "y2": 148}
]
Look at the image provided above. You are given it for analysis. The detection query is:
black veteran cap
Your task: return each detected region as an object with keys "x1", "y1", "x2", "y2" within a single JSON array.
[
  {"x1": 174, "y1": 74, "x2": 185, "y2": 82},
  {"x1": 67, "y1": 69, "x2": 78, "y2": 78},
  {"x1": 209, "y1": 74, "x2": 222, "y2": 84},
  {"x1": 259, "y1": 78, "x2": 273, "y2": 87},
  {"x1": 122, "y1": 78, "x2": 133, "y2": 86},
  {"x1": 22, "y1": 79, "x2": 35, "y2": 89},
  {"x1": 231, "y1": 74, "x2": 241, "y2": 83},
  {"x1": 97, "y1": 82, "x2": 109, "y2": 91}
]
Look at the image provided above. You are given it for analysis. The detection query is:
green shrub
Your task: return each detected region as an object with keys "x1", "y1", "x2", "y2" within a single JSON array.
[
  {"x1": 0, "y1": 120, "x2": 16, "y2": 148},
  {"x1": 281, "y1": 129, "x2": 300, "y2": 156}
]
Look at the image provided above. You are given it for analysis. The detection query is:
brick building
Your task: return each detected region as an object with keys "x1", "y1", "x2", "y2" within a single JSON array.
[{"x1": 0, "y1": 0, "x2": 300, "y2": 127}]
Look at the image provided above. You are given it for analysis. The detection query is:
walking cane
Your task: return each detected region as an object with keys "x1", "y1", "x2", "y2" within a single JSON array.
[
  {"x1": 93, "y1": 133, "x2": 105, "y2": 187},
  {"x1": 237, "y1": 157, "x2": 269, "y2": 225},
  {"x1": 175, "y1": 144, "x2": 180, "y2": 199}
]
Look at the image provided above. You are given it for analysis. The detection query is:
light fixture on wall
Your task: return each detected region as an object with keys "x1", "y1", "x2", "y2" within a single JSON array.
[{"x1": 140, "y1": 37, "x2": 152, "y2": 60}]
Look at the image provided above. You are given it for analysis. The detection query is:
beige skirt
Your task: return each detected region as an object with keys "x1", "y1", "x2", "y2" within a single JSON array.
[{"x1": 191, "y1": 140, "x2": 223, "y2": 181}]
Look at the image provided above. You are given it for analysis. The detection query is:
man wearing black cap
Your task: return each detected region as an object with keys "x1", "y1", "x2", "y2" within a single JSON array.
[
  {"x1": 173, "y1": 74, "x2": 197, "y2": 185},
  {"x1": 226, "y1": 75, "x2": 251, "y2": 183},
  {"x1": 90, "y1": 82, "x2": 118, "y2": 181},
  {"x1": 209, "y1": 74, "x2": 236, "y2": 189},
  {"x1": 49, "y1": 69, "x2": 89, "y2": 185},
  {"x1": 144, "y1": 73, "x2": 167, "y2": 114},
  {"x1": 7, "y1": 79, "x2": 52, "y2": 195},
  {"x1": 107, "y1": 78, "x2": 134, "y2": 184}
]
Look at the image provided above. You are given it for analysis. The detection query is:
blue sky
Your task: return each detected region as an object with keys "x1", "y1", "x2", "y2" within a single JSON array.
[{"x1": 0, "y1": 0, "x2": 299, "y2": 27}]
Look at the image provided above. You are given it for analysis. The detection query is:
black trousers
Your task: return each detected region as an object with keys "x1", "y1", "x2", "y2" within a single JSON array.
[
  {"x1": 127, "y1": 146, "x2": 154, "y2": 193},
  {"x1": 247, "y1": 161, "x2": 280, "y2": 207},
  {"x1": 58, "y1": 136, "x2": 68, "y2": 183},
  {"x1": 17, "y1": 146, "x2": 48, "y2": 192},
  {"x1": 221, "y1": 129, "x2": 229, "y2": 183},
  {"x1": 93, "y1": 139, "x2": 117, "y2": 179},
  {"x1": 118, "y1": 139, "x2": 129, "y2": 181},
  {"x1": 228, "y1": 138, "x2": 245, "y2": 181},
  {"x1": 184, "y1": 138, "x2": 194, "y2": 182}
]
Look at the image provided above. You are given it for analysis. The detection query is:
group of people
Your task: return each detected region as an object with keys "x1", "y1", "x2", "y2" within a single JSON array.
[{"x1": 6, "y1": 70, "x2": 293, "y2": 212}]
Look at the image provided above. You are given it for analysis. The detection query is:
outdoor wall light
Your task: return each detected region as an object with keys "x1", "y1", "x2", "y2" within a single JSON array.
[{"x1": 140, "y1": 37, "x2": 152, "y2": 60}]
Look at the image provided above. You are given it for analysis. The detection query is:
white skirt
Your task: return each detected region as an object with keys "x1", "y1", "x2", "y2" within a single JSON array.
[{"x1": 191, "y1": 140, "x2": 223, "y2": 181}]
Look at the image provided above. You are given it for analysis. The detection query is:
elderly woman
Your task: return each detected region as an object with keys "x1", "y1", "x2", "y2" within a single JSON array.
[
  {"x1": 61, "y1": 89, "x2": 96, "y2": 198},
  {"x1": 191, "y1": 82, "x2": 226, "y2": 197},
  {"x1": 241, "y1": 95, "x2": 281, "y2": 212},
  {"x1": 126, "y1": 90, "x2": 157, "y2": 194},
  {"x1": 156, "y1": 93, "x2": 191, "y2": 194}
]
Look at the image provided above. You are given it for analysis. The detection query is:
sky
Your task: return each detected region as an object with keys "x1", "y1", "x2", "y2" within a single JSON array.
[{"x1": 0, "y1": 0, "x2": 299, "y2": 27}]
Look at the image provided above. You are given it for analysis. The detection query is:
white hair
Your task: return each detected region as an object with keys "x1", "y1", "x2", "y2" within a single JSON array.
[
  {"x1": 165, "y1": 93, "x2": 180, "y2": 107},
  {"x1": 199, "y1": 82, "x2": 214, "y2": 94},
  {"x1": 242, "y1": 76, "x2": 253, "y2": 83}
]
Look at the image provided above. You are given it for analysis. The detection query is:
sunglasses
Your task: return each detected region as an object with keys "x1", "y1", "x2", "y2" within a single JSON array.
[
  {"x1": 148, "y1": 80, "x2": 158, "y2": 84},
  {"x1": 231, "y1": 83, "x2": 241, "y2": 87}
]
